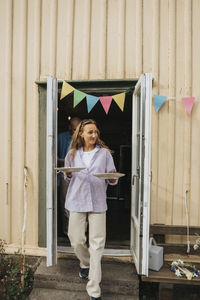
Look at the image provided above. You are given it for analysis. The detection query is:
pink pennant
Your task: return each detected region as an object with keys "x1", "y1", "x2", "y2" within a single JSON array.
[
  {"x1": 181, "y1": 97, "x2": 195, "y2": 115},
  {"x1": 99, "y1": 96, "x2": 112, "y2": 114}
]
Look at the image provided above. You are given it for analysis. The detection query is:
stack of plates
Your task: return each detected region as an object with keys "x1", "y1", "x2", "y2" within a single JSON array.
[
  {"x1": 55, "y1": 167, "x2": 85, "y2": 173},
  {"x1": 55, "y1": 168, "x2": 125, "y2": 180}
]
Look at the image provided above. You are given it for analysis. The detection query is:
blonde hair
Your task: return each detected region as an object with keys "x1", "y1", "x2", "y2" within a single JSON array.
[{"x1": 70, "y1": 119, "x2": 112, "y2": 161}]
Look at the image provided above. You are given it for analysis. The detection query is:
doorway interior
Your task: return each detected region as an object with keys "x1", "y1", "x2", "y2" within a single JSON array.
[{"x1": 57, "y1": 80, "x2": 136, "y2": 250}]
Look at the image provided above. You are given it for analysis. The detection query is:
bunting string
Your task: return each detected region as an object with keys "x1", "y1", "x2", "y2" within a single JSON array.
[
  {"x1": 60, "y1": 81, "x2": 198, "y2": 116},
  {"x1": 153, "y1": 94, "x2": 196, "y2": 115},
  {"x1": 60, "y1": 81, "x2": 133, "y2": 114}
]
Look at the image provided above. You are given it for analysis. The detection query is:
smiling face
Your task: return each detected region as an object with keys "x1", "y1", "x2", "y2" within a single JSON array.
[{"x1": 80, "y1": 123, "x2": 98, "y2": 148}]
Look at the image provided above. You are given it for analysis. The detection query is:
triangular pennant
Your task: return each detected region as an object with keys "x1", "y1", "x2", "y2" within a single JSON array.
[
  {"x1": 60, "y1": 81, "x2": 75, "y2": 100},
  {"x1": 113, "y1": 92, "x2": 125, "y2": 111},
  {"x1": 86, "y1": 94, "x2": 99, "y2": 113},
  {"x1": 73, "y1": 89, "x2": 86, "y2": 107},
  {"x1": 153, "y1": 94, "x2": 167, "y2": 112},
  {"x1": 181, "y1": 97, "x2": 195, "y2": 115},
  {"x1": 99, "y1": 96, "x2": 112, "y2": 114}
]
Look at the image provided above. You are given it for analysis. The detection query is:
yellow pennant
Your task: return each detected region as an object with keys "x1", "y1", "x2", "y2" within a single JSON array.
[
  {"x1": 112, "y1": 92, "x2": 125, "y2": 111},
  {"x1": 60, "y1": 81, "x2": 75, "y2": 100}
]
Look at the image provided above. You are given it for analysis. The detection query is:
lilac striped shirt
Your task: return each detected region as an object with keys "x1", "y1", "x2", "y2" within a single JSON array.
[{"x1": 64, "y1": 145, "x2": 117, "y2": 212}]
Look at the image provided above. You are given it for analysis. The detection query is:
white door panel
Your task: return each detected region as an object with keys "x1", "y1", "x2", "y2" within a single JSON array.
[
  {"x1": 131, "y1": 73, "x2": 152, "y2": 276},
  {"x1": 46, "y1": 77, "x2": 58, "y2": 267}
]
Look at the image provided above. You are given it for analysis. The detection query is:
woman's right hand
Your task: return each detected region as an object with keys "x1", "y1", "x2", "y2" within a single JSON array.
[{"x1": 65, "y1": 166, "x2": 72, "y2": 178}]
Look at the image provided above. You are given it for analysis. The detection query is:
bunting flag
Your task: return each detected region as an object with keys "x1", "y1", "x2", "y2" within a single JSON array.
[
  {"x1": 181, "y1": 97, "x2": 195, "y2": 115},
  {"x1": 153, "y1": 94, "x2": 167, "y2": 112},
  {"x1": 60, "y1": 82, "x2": 75, "y2": 100},
  {"x1": 112, "y1": 92, "x2": 125, "y2": 111},
  {"x1": 86, "y1": 94, "x2": 99, "y2": 113},
  {"x1": 73, "y1": 89, "x2": 86, "y2": 107},
  {"x1": 100, "y1": 96, "x2": 112, "y2": 114}
]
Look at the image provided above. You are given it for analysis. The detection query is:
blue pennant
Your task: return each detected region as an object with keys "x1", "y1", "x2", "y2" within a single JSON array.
[
  {"x1": 86, "y1": 94, "x2": 99, "y2": 113},
  {"x1": 153, "y1": 95, "x2": 167, "y2": 112}
]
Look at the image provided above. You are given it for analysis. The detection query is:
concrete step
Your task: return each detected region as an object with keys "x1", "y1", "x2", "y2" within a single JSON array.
[
  {"x1": 30, "y1": 257, "x2": 139, "y2": 298},
  {"x1": 29, "y1": 287, "x2": 138, "y2": 300}
]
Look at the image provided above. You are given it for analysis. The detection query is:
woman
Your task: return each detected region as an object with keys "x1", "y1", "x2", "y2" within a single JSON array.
[{"x1": 64, "y1": 119, "x2": 118, "y2": 300}]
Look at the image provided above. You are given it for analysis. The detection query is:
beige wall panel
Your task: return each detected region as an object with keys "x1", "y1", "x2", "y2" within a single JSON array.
[
  {"x1": 107, "y1": 0, "x2": 125, "y2": 78},
  {"x1": 190, "y1": 0, "x2": 200, "y2": 226},
  {"x1": 172, "y1": 102, "x2": 185, "y2": 225},
  {"x1": 72, "y1": 0, "x2": 91, "y2": 80},
  {"x1": 182, "y1": 0, "x2": 192, "y2": 235},
  {"x1": 190, "y1": 101, "x2": 200, "y2": 226},
  {"x1": 40, "y1": 0, "x2": 57, "y2": 77},
  {"x1": 11, "y1": 0, "x2": 27, "y2": 244},
  {"x1": 56, "y1": 0, "x2": 74, "y2": 80},
  {"x1": 125, "y1": 0, "x2": 136, "y2": 78},
  {"x1": 135, "y1": 0, "x2": 142, "y2": 76},
  {"x1": 150, "y1": 0, "x2": 159, "y2": 223},
  {"x1": 166, "y1": 0, "x2": 176, "y2": 225},
  {"x1": 156, "y1": 0, "x2": 169, "y2": 223},
  {"x1": 24, "y1": 0, "x2": 41, "y2": 246},
  {"x1": 159, "y1": 0, "x2": 169, "y2": 94},
  {"x1": 172, "y1": 0, "x2": 185, "y2": 225},
  {"x1": 143, "y1": 0, "x2": 153, "y2": 73},
  {"x1": 0, "y1": 0, "x2": 12, "y2": 242},
  {"x1": 89, "y1": 0, "x2": 106, "y2": 79},
  {"x1": 166, "y1": 100, "x2": 176, "y2": 225},
  {"x1": 156, "y1": 103, "x2": 169, "y2": 224},
  {"x1": 192, "y1": 0, "x2": 200, "y2": 94}
]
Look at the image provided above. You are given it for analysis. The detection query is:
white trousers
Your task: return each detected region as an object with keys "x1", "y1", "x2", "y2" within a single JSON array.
[{"x1": 68, "y1": 212, "x2": 106, "y2": 298}]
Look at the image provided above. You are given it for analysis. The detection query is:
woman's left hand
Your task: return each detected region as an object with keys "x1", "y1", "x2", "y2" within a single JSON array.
[{"x1": 108, "y1": 178, "x2": 117, "y2": 183}]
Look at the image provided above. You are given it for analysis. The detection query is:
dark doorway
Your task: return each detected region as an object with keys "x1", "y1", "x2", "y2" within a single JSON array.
[{"x1": 57, "y1": 80, "x2": 135, "y2": 250}]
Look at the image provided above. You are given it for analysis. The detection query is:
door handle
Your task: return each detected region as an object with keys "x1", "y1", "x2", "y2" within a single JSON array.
[{"x1": 132, "y1": 174, "x2": 139, "y2": 185}]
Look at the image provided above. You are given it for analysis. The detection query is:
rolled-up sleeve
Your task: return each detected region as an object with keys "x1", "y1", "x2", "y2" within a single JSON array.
[{"x1": 105, "y1": 150, "x2": 118, "y2": 186}]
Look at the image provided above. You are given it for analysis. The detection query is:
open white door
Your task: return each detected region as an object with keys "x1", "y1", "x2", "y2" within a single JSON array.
[
  {"x1": 46, "y1": 76, "x2": 58, "y2": 266},
  {"x1": 131, "y1": 73, "x2": 152, "y2": 275}
]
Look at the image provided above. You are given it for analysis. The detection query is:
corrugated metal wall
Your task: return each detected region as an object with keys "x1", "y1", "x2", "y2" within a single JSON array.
[{"x1": 0, "y1": 0, "x2": 200, "y2": 248}]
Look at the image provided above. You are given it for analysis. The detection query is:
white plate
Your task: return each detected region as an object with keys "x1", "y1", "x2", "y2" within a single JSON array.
[
  {"x1": 93, "y1": 173, "x2": 125, "y2": 179},
  {"x1": 55, "y1": 167, "x2": 86, "y2": 173}
]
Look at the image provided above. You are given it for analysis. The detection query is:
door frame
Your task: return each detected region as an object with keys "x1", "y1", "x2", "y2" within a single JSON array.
[
  {"x1": 37, "y1": 78, "x2": 137, "y2": 252},
  {"x1": 36, "y1": 77, "x2": 152, "y2": 266}
]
